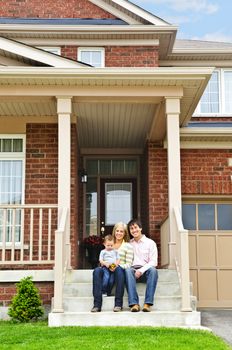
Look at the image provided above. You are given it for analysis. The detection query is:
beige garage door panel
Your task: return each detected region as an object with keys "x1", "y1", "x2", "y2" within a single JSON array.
[
  {"x1": 189, "y1": 232, "x2": 232, "y2": 307},
  {"x1": 218, "y1": 236, "x2": 232, "y2": 266},
  {"x1": 218, "y1": 270, "x2": 232, "y2": 300},
  {"x1": 198, "y1": 236, "x2": 216, "y2": 266},
  {"x1": 198, "y1": 270, "x2": 217, "y2": 301}
]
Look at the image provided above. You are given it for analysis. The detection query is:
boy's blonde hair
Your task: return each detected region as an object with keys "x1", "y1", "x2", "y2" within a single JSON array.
[{"x1": 103, "y1": 234, "x2": 114, "y2": 243}]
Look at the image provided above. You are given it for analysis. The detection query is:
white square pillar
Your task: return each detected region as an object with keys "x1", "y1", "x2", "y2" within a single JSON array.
[{"x1": 165, "y1": 97, "x2": 181, "y2": 268}]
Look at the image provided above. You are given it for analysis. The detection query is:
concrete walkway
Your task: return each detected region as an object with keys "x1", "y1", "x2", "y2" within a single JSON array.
[{"x1": 201, "y1": 309, "x2": 232, "y2": 347}]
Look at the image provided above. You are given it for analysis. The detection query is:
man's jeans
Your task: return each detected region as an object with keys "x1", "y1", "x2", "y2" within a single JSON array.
[
  {"x1": 93, "y1": 266, "x2": 125, "y2": 309},
  {"x1": 125, "y1": 266, "x2": 158, "y2": 306}
]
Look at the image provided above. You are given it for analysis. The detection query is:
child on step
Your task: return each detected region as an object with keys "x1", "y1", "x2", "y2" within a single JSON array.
[{"x1": 99, "y1": 234, "x2": 120, "y2": 296}]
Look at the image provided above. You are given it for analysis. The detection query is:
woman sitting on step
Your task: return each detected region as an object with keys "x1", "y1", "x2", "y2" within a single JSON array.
[{"x1": 91, "y1": 222, "x2": 134, "y2": 313}]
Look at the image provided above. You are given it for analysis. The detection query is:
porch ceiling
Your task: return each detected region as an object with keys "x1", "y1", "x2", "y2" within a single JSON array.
[{"x1": 0, "y1": 67, "x2": 213, "y2": 150}]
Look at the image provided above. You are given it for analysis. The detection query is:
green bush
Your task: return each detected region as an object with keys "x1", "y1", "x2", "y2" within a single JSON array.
[{"x1": 8, "y1": 276, "x2": 44, "y2": 322}]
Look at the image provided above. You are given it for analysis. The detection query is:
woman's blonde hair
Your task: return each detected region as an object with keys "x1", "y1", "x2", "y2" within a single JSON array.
[{"x1": 112, "y1": 222, "x2": 130, "y2": 242}]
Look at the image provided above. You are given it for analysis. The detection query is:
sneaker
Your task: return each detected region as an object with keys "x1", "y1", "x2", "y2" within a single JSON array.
[
  {"x1": 102, "y1": 293, "x2": 107, "y2": 297},
  {"x1": 130, "y1": 304, "x2": 140, "y2": 312},
  {"x1": 91, "y1": 307, "x2": 101, "y2": 313},
  {"x1": 113, "y1": 306, "x2": 122, "y2": 312},
  {"x1": 142, "y1": 304, "x2": 151, "y2": 312}
]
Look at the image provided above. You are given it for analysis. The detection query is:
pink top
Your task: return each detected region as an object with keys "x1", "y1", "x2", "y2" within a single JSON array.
[{"x1": 130, "y1": 234, "x2": 158, "y2": 274}]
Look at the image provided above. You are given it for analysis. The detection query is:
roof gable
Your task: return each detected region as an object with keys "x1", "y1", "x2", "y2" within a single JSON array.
[{"x1": 89, "y1": 0, "x2": 169, "y2": 25}]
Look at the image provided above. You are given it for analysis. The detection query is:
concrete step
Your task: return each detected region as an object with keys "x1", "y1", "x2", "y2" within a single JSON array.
[
  {"x1": 49, "y1": 310, "x2": 201, "y2": 327},
  {"x1": 63, "y1": 295, "x2": 183, "y2": 312},
  {"x1": 63, "y1": 281, "x2": 181, "y2": 297},
  {"x1": 65, "y1": 269, "x2": 179, "y2": 283}
]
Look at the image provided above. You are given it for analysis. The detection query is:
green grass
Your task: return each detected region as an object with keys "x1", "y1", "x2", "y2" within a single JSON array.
[{"x1": 0, "y1": 321, "x2": 231, "y2": 350}]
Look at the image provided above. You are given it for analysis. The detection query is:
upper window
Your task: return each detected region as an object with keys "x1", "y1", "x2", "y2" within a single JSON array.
[
  {"x1": 78, "y1": 47, "x2": 105, "y2": 67},
  {"x1": 196, "y1": 69, "x2": 232, "y2": 116}
]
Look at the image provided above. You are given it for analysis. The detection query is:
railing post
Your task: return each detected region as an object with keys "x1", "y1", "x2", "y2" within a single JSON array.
[{"x1": 53, "y1": 228, "x2": 64, "y2": 313}]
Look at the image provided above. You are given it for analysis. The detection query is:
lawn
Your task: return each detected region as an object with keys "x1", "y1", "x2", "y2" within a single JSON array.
[{"x1": 0, "y1": 321, "x2": 231, "y2": 350}]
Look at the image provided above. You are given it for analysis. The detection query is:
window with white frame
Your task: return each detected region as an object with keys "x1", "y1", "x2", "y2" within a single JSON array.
[
  {"x1": 78, "y1": 47, "x2": 105, "y2": 67},
  {"x1": 0, "y1": 136, "x2": 25, "y2": 243},
  {"x1": 196, "y1": 69, "x2": 232, "y2": 115}
]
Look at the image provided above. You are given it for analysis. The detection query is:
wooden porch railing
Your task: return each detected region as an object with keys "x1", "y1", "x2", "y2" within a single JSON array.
[
  {"x1": 0, "y1": 204, "x2": 58, "y2": 265},
  {"x1": 173, "y1": 206, "x2": 192, "y2": 312},
  {"x1": 53, "y1": 207, "x2": 69, "y2": 313}
]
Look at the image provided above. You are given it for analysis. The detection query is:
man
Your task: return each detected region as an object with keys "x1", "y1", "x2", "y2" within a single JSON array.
[{"x1": 125, "y1": 219, "x2": 158, "y2": 312}]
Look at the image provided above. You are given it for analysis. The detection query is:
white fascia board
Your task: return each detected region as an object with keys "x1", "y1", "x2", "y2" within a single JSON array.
[
  {"x1": 0, "y1": 24, "x2": 178, "y2": 35},
  {"x1": 111, "y1": 0, "x2": 170, "y2": 26},
  {"x1": 0, "y1": 66, "x2": 215, "y2": 78},
  {"x1": 0, "y1": 37, "x2": 83, "y2": 68},
  {"x1": 180, "y1": 127, "x2": 232, "y2": 136}
]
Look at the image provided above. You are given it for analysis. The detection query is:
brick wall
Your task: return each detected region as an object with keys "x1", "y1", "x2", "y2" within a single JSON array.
[
  {"x1": 0, "y1": 0, "x2": 115, "y2": 18},
  {"x1": 0, "y1": 282, "x2": 53, "y2": 307},
  {"x1": 105, "y1": 46, "x2": 159, "y2": 67},
  {"x1": 181, "y1": 149, "x2": 232, "y2": 194},
  {"x1": 147, "y1": 144, "x2": 168, "y2": 263}
]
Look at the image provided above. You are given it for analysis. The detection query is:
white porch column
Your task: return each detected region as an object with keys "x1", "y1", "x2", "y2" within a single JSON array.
[
  {"x1": 165, "y1": 97, "x2": 182, "y2": 269},
  {"x1": 57, "y1": 96, "x2": 72, "y2": 267}
]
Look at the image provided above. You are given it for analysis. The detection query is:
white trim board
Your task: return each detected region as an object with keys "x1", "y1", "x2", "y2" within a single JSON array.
[{"x1": 0, "y1": 269, "x2": 54, "y2": 282}]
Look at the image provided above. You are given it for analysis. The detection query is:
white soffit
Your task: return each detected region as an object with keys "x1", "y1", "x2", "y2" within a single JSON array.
[{"x1": 0, "y1": 36, "x2": 85, "y2": 68}]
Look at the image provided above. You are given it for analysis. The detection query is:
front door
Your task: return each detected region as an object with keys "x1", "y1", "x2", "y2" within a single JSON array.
[{"x1": 100, "y1": 178, "x2": 137, "y2": 236}]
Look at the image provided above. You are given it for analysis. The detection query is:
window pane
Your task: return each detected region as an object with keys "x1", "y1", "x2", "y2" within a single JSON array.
[
  {"x1": 224, "y1": 71, "x2": 232, "y2": 113},
  {"x1": 217, "y1": 204, "x2": 232, "y2": 230},
  {"x1": 182, "y1": 204, "x2": 196, "y2": 230},
  {"x1": 112, "y1": 160, "x2": 124, "y2": 175},
  {"x1": 86, "y1": 178, "x2": 97, "y2": 235},
  {"x1": 200, "y1": 71, "x2": 219, "y2": 113},
  {"x1": 13, "y1": 139, "x2": 23, "y2": 152},
  {"x1": 125, "y1": 160, "x2": 137, "y2": 175},
  {"x1": 105, "y1": 183, "x2": 132, "y2": 225},
  {"x1": 198, "y1": 204, "x2": 215, "y2": 230},
  {"x1": 86, "y1": 159, "x2": 98, "y2": 176},
  {"x1": 2, "y1": 139, "x2": 12, "y2": 152},
  {"x1": 99, "y1": 160, "x2": 111, "y2": 175}
]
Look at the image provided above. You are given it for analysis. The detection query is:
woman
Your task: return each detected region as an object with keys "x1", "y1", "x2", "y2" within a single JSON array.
[{"x1": 91, "y1": 222, "x2": 134, "y2": 312}]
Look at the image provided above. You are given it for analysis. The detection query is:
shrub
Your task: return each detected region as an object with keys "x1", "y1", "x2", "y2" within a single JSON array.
[{"x1": 8, "y1": 276, "x2": 44, "y2": 322}]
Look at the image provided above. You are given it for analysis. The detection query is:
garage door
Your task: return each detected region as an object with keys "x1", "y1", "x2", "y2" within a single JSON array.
[{"x1": 183, "y1": 202, "x2": 232, "y2": 307}]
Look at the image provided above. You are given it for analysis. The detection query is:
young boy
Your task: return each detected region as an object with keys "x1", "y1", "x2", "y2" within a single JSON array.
[{"x1": 99, "y1": 234, "x2": 120, "y2": 296}]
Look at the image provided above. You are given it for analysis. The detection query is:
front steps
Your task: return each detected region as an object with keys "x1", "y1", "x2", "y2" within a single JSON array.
[{"x1": 48, "y1": 269, "x2": 201, "y2": 327}]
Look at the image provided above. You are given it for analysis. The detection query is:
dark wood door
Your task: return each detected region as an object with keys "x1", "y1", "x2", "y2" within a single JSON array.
[{"x1": 100, "y1": 178, "x2": 137, "y2": 236}]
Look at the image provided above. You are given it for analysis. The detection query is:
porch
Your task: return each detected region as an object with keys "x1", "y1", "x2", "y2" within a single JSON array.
[{"x1": 0, "y1": 66, "x2": 213, "y2": 325}]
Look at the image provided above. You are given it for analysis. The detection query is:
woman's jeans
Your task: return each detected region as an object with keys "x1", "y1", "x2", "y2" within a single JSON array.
[
  {"x1": 93, "y1": 266, "x2": 125, "y2": 309},
  {"x1": 125, "y1": 266, "x2": 158, "y2": 306}
]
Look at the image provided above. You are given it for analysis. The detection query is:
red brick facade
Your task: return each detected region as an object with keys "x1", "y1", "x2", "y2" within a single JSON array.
[
  {"x1": 181, "y1": 149, "x2": 232, "y2": 195},
  {"x1": 0, "y1": 0, "x2": 115, "y2": 18},
  {"x1": 0, "y1": 282, "x2": 53, "y2": 307},
  {"x1": 105, "y1": 46, "x2": 159, "y2": 67}
]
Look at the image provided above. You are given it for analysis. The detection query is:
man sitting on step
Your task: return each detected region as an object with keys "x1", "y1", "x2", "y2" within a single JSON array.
[{"x1": 125, "y1": 219, "x2": 158, "y2": 312}]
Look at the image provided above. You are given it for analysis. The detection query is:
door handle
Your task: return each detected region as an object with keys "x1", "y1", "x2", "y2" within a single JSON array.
[{"x1": 100, "y1": 221, "x2": 105, "y2": 235}]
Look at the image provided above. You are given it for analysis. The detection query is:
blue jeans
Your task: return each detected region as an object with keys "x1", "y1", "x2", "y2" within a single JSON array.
[
  {"x1": 92, "y1": 266, "x2": 125, "y2": 309},
  {"x1": 102, "y1": 266, "x2": 115, "y2": 295},
  {"x1": 125, "y1": 266, "x2": 158, "y2": 306}
]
